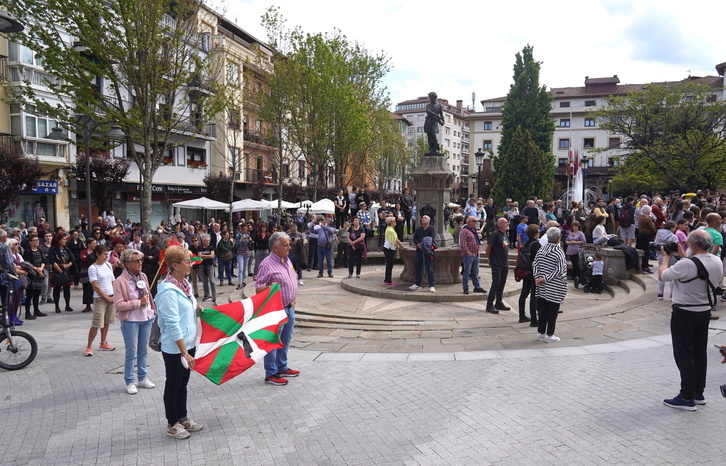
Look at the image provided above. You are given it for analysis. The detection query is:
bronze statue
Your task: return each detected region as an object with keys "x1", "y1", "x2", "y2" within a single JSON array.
[{"x1": 424, "y1": 91, "x2": 444, "y2": 155}]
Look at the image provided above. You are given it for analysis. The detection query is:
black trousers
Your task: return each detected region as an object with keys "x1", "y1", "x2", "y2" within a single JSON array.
[
  {"x1": 487, "y1": 265, "x2": 508, "y2": 306},
  {"x1": 518, "y1": 274, "x2": 536, "y2": 320},
  {"x1": 384, "y1": 248, "x2": 396, "y2": 283},
  {"x1": 163, "y1": 347, "x2": 196, "y2": 426},
  {"x1": 537, "y1": 298, "x2": 561, "y2": 336},
  {"x1": 307, "y1": 238, "x2": 318, "y2": 270},
  {"x1": 670, "y1": 307, "x2": 710, "y2": 399},
  {"x1": 348, "y1": 247, "x2": 363, "y2": 276}
]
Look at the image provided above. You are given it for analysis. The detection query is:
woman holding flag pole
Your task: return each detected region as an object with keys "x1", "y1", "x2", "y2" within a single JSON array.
[{"x1": 155, "y1": 245, "x2": 204, "y2": 440}]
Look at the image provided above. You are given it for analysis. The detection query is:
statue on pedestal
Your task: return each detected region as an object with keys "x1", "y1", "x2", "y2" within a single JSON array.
[{"x1": 424, "y1": 91, "x2": 444, "y2": 155}]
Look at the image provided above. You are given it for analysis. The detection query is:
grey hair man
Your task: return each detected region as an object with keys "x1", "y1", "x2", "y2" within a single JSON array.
[{"x1": 660, "y1": 230, "x2": 723, "y2": 411}]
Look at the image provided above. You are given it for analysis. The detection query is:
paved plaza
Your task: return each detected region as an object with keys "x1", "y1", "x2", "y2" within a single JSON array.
[{"x1": 3, "y1": 263, "x2": 726, "y2": 465}]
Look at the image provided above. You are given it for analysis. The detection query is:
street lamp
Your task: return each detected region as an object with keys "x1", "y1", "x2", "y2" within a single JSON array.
[
  {"x1": 47, "y1": 116, "x2": 126, "y2": 225},
  {"x1": 474, "y1": 148, "x2": 485, "y2": 198},
  {"x1": 579, "y1": 157, "x2": 589, "y2": 203}
]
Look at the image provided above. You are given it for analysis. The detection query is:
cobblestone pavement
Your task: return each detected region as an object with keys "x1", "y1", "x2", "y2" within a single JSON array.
[{"x1": 3, "y1": 267, "x2": 726, "y2": 465}]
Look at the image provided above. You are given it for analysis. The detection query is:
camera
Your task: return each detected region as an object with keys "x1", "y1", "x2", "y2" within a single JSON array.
[{"x1": 650, "y1": 241, "x2": 678, "y2": 255}]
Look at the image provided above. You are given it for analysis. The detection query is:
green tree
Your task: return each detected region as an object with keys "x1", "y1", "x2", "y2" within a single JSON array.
[
  {"x1": 255, "y1": 8, "x2": 390, "y2": 201},
  {"x1": 6, "y1": 0, "x2": 228, "y2": 231},
  {"x1": 366, "y1": 109, "x2": 407, "y2": 195},
  {"x1": 592, "y1": 82, "x2": 726, "y2": 191},
  {"x1": 493, "y1": 45, "x2": 555, "y2": 203},
  {"x1": 492, "y1": 126, "x2": 552, "y2": 203}
]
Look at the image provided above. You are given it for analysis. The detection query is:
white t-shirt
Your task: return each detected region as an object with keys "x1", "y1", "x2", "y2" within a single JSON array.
[
  {"x1": 88, "y1": 262, "x2": 115, "y2": 298},
  {"x1": 662, "y1": 253, "x2": 723, "y2": 311}
]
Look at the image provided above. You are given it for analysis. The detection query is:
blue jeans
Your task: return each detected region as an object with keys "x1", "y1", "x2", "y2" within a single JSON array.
[
  {"x1": 317, "y1": 245, "x2": 333, "y2": 275},
  {"x1": 461, "y1": 254, "x2": 481, "y2": 290},
  {"x1": 119, "y1": 317, "x2": 154, "y2": 385},
  {"x1": 264, "y1": 305, "x2": 295, "y2": 378},
  {"x1": 236, "y1": 254, "x2": 250, "y2": 285},
  {"x1": 218, "y1": 258, "x2": 232, "y2": 282},
  {"x1": 414, "y1": 252, "x2": 435, "y2": 287}
]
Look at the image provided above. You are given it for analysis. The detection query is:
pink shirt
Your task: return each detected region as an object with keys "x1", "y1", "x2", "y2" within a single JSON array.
[{"x1": 255, "y1": 252, "x2": 298, "y2": 307}]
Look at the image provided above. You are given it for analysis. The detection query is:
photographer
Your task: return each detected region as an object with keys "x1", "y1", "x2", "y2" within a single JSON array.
[
  {"x1": 660, "y1": 229, "x2": 723, "y2": 411},
  {"x1": 652, "y1": 221, "x2": 681, "y2": 300}
]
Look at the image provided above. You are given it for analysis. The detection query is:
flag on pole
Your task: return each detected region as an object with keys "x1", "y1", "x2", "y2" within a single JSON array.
[{"x1": 193, "y1": 284, "x2": 288, "y2": 385}]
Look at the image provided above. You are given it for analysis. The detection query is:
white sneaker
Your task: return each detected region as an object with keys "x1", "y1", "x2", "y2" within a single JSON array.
[
  {"x1": 409, "y1": 284, "x2": 421, "y2": 291},
  {"x1": 544, "y1": 335, "x2": 561, "y2": 342},
  {"x1": 126, "y1": 383, "x2": 138, "y2": 395},
  {"x1": 536, "y1": 333, "x2": 546, "y2": 341},
  {"x1": 298, "y1": 279, "x2": 304, "y2": 285},
  {"x1": 137, "y1": 378, "x2": 156, "y2": 389},
  {"x1": 167, "y1": 422, "x2": 190, "y2": 439},
  {"x1": 429, "y1": 287, "x2": 436, "y2": 293}
]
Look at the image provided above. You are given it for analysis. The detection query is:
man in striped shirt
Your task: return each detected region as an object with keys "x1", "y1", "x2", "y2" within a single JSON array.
[{"x1": 255, "y1": 232, "x2": 300, "y2": 386}]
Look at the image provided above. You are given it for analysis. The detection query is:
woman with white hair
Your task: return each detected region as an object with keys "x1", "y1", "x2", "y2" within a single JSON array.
[{"x1": 533, "y1": 227, "x2": 568, "y2": 342}]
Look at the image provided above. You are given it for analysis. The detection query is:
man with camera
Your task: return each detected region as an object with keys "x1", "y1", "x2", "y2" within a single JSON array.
[{"x1": 660, "y1": 229, "x2": 723, "y2": 411}]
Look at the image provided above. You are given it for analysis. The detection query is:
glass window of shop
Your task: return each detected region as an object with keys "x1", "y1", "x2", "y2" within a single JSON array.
[{"x1": 2, "y1": 195, "x2": 55, "y2": 230}]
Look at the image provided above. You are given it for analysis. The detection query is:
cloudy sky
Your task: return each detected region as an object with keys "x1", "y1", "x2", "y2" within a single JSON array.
[{"x1": 225, "y1": 0, "x2": 723, "y2": 111}]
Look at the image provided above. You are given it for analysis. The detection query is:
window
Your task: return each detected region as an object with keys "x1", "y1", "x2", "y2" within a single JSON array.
[
  {"x1": 298, "y1": 163, "x2": 305, "y2": 180},
  {"x1": 609, "y1": 137, "x2": 621, "y2": 149},
  {"x1": 585, "y1": 100, "x2": 596, "y2": 107},
  {"x1": 483, "y1": 121, "x2": 492, "y2": 130},
  {"x1": 706, "y1": 94, "x2": 717, "y2": 103},
  {"x1": 558, "y1": 139, "x2": 570, "y2": 149},
  {"x1": 584, "y1": 118, "x2": 595, "y2": 127},
  {"x1": 583, "y1": 138, "x2": 595, "y2": 148},
  {"x1": 407, "y1": 128, "x2": 413, "y2": 134},
  {"x1": 444, "y1": 126, "x2": 450, "y2": 135},
  {"x1": 228, "y1": 107, "x2": 241, "y2": 130},
  {"x1": 607, "y1": 158, "x2": 619, "y2": 167},
  {"x1": 444, "y1": 139, "x2": 450, "y2": 147},
  {"x1": 226, "y1": 62, "x2": 240, "y2": 86},
  {"x1": 256, "y1": 156, "x2": 263, "y2": 170},
  {"x1": 482, "y1": 140, "x2": 492, "y2": 150},
  {"x1": 558, "y1": 158, "x2": 568, "y2": 167},
  {"x1": 186, "y1": 147, "x2": 206, "y2": 168},
  {"x1": 10, "y1": 106, "x2": 59, "y2": 140},
  {"x1": 559, "y1": 119, "x2": 570, "y2": 128},
  {"x1": 417, "y1": 127, "x2": 425, "y2": 133},
  {"x1": 560, "y1": 102, "x2": 570, "y2": 108}
]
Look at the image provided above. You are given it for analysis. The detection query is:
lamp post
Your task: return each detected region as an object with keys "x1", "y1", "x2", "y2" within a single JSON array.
[
  {"x1": 579, "y1": 157, "x2": 588, "y2": 204},
  {"x1": 474, "y1": 148, "x2": 485, "y2": 199},
  {"x1": 47, "y1": 116, "x2": 126, "y2": 224}
]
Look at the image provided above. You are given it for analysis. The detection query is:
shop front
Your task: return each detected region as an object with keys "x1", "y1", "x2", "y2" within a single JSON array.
[
  {"x1": 119, "y1": 183, "x2": 209, "y2": 228},
  {"x1": 2, "y1": 179, "x2": 58, "y2": 229}
]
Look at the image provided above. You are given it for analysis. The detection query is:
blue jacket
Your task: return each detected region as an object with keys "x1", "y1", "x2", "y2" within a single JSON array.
[{"x1": 155, "y1": 280, "x2": 197, "y2": 354}]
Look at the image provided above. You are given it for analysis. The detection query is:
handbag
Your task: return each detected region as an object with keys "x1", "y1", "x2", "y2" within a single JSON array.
[
  {"x1": 148, "y1": 314, "x2": 162, "y2": 352},
  {"x1": 50, "y1": 269, "x2": 71, "y2": 286},
  {"x1": 221, "y1": 251, "x2": 234, "y2": 261}
]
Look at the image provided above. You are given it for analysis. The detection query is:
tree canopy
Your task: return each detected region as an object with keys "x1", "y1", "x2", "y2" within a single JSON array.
[
  {"x1": 593, "y1": 81, "x2": 726, "y2": 191},
  {"x1": 0, "y1": 147, "x2": 43, "y2": 215},
  {"x1": 493, "y1": 45, "x2": 555, "y2": 203},
  {"x1": 68, "y1": 152, "x2": 131, "y2": 213},
  {"x1": 492, "y1": 126, "x2": 552, "y2": 203},
  {"x1": 6, "y1": 0, "x2": 228, "y2": 230}
]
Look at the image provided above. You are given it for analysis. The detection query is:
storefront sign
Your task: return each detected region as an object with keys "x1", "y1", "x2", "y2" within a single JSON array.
[
  {"x1": 125, "y1": 183, "x2": 207, "y2": 195},
  {"x1": 25, "y1": 180, "x2": 59, "y2": 194}
]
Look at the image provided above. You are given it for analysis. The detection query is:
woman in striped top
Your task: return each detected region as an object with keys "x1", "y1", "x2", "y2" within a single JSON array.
[{"x1": 533, "y1": 227, "x2": 568, "y2": 342}]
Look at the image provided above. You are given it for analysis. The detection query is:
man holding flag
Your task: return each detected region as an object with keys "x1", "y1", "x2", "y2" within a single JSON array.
[{"x1": 255, "y1": 231, "x2": 300, "y2": 386}]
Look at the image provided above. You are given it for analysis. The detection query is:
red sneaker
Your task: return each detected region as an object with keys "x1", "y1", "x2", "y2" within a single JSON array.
[
  {"x1": 264, "y1": 376, "x2": 288, "y2": 386},
  {"x1": 99, "y1": 342, "x2": 115, "y2": 351},
  {"x1": 277, "y1": 369, "x2": 300, "y2": 378}
]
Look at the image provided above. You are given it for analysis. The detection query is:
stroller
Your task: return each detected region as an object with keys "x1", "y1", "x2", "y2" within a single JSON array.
[{"x1": 577, "y1": 248, "x2": 602, "y2": 293}]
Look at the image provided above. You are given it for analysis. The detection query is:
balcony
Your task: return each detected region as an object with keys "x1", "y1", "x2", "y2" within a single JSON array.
[
  {"x1": 243, "y1": 168, "x2": 277, "y2": 184},
  {"x1": 9, "y1": 66, "x2": 60, "y2": 88},
  {"x1": 243, "y1": 130, "x2": 276, "y2": 148}
]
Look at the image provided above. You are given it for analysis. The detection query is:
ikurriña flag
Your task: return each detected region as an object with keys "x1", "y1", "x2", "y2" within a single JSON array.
[{"x1": 193, "y1": 283, "x2": 288, "y2": 385}]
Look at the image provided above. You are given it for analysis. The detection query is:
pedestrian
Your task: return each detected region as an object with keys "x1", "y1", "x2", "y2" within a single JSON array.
[
  {"x1": 533, "y1": 227, "x2": 568, "y2": 342},
  {"x1": 197, "y1": 234, "x2": 216, "y2": 302},
  {"x1": 253, "y1": 223, "x2": 271, "y2": 278},
  {"x1": 79, "y1": 238, "x2": 97, "y2": 313},
  {"x1": 188, "y1": 235, "x2": 201, "y2": 297},
  {"x1": 287, "y1": 224, "x2": 307, "y2": 285},
  {"x1": 347, "y1": 217, "x2": 366, "y2": 279},
  {"x1": 113, "y1": 248, "x2": 157, "y2": 395},
  {"x1": 85, "y1": 245, "x2": 116, "y2": 356},
  {"x1": 156, "y1": 245, "x2": 204, "y2": 438},
  {"x1": 141, "y1": 234, "x2": 161, "y2": 296},
  {"x1": 636, "y1": 205, "x2": 656, "y2": 273},
  {"x1": 383, "y1": 216, "x2": 405, "y2": 286},
  {"x1": 22, "y1": 235, "x2": 47, "y2": 320},
  {"x1": 660, "y1": 230, "x2": 723, "y2": 410},
  {"x1": 400, "y1": 187, "x2": 414, "y2": 234},
  {"x1": 409, "y1": 215, "x2": 437, "y2": 293},
  {"x1": 234, "y1": 224, "x2": 253, "y2": 290},
  {"x1": 517, "y1": 224, "x2": 540, "y2": 325},
  {"x1": 459, "y1": 216, "x2": 486, "y2": 295},
  {"x1": 49, "y1": 232, "x2": 75, "y2": 313},
  {"x1": 216, "y1": 230, "x2": 234, "y2": 286},
  {"x1": 314, "y1": 217, "x2": 336, "y2": 278},
  {"x1": 485, "y1": 218, "x2": 511, "y2": 313},
  {"x1": 565, "y1": 221, "x2": 586, "y2": 287},
  {"x1": 256, "y1": 231, "x2": 300, "y2": 386}
]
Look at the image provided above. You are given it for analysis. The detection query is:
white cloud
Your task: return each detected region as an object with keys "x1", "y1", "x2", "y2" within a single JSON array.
[{"x1": 227, "y1": 0, "x2": 724, "y2": 111}]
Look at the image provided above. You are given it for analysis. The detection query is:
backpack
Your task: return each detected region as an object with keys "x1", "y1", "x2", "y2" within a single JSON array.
[
  {"x1": 678, "y1": 256, "x2": 723, "y2": 308},
  {"x1": 619, "y1": 205, "x2": 633, "y2": 228},
  {"x1": 517, "y1": 244, "x2": 533, "y2": 270}
]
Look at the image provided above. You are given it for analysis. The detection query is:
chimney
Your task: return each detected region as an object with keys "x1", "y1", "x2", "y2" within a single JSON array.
[{"x1": 456, "y1": 100, "x2": 463, "y2": 112}]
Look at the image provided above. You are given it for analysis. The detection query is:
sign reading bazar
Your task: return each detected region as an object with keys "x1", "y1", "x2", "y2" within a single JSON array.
[
  {"x1": 125, "y1": 183, "x2": 207, "y2": 195},
  {"x1": 23, "y1": 180, "x2": 59, "y2": 194}
]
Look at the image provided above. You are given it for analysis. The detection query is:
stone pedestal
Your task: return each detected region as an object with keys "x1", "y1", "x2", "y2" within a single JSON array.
[
  {"x1": 398, "y1": 247, "x2": 462, "y2": 284},
  {"x1": 409, "y1": 155, "x2": 454, "y2": 247},
  {"x1": 582, "y1": 244, "x2": 643, "y2": 281}
]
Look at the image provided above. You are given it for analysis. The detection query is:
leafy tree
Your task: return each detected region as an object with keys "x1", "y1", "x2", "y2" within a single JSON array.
[
  {"x1": 68, "y1": 152, "x2": 130, "y2": 213},
  {"x1": 592, "y1": 82, "x2": 726, "y2": 191},
  {"x1": 0, "y1": 147, "x2": 43, "y2": 215},
  {"x1": 492, "y1": 126, "x2": 552, "y2": 203},
  {"x1": 493, "y1": 45, "x2": 555, "y2": 203},
  {"x1": 6, "y1": 0, "x2": 228, "y2": 231},
  {"x1": 255, "y1": 8, "x2": 390, "y2": 201},
  {"x1": 203, "y1": 172, "x2": 234, "y2": 203},
  {"x1": 365, "y1": 109, "x2": 407, "y2": 195}
]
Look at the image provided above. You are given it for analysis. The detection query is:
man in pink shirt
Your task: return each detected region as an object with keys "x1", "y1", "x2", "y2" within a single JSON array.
[{"x1": 255, "y1": 231, "x2": 300, "y2": 386}]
